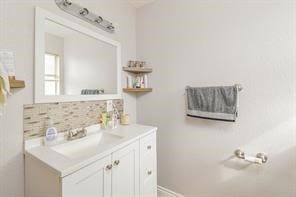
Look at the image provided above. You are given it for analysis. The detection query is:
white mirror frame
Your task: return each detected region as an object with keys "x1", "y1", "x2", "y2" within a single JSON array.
[{"x1": 34, "y1": 7, "x2": 122, "y2": 103}]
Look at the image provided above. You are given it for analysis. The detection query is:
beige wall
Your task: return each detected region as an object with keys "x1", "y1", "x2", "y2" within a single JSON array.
[
  {"x1": 136, "y1": 0, "x2": 296, "y2": 196},
  {"x1": 0, "y1": 1, "x2": 137, "y2": 197}
]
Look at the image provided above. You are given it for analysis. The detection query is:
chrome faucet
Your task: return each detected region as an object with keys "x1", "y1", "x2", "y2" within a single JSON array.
[{"x1": 67, "y1": 127, "x2": 87, "y2": 141}]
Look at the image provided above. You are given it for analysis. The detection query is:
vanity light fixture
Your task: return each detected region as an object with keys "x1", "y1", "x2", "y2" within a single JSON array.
[
  {"x1": 55, "y1": 0, "x2": 115, "y2": 33},
  {"x1": 63, "y1": 0, "x2": 72, "y2": 6},
  {"x1": 79, "y1": 8, "x2": 89, "y2": 16},
  {"x1": 95, "y1": 16, "x2": 103, "y2": 24},
  {"x1": 107, "y1": 24, "x2": 115, "y2": 30}
]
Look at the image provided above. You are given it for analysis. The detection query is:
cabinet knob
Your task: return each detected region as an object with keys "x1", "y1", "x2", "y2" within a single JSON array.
[
  {"x1": 147, "y1": 170, "x2": 152, "y2": 175},
  {"x1": 114, "y1": 160, "x2": 120, "y2": 166},
  {"x1": 147, "y1": 145, "x2": 152, "y2": 150},
  {"x1": 105, "y1": 164, "x2": 113, "y2": 171}
]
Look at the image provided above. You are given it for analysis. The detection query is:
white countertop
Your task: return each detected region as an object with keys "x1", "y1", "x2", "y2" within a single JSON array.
[{"x1": 25, "y1": 124, "x2": 157, "y2": 177}]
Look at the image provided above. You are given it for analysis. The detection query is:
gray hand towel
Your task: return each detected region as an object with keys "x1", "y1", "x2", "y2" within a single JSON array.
[
  {"x1": 81, "y1": 89, "x2": 104, "y2": 95},
  {"x1": 186, "y1": 85, "x2": 239, "y2": 122}
]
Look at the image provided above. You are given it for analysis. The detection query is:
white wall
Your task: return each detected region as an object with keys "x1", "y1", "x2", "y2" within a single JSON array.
[
  {"x1": 0, "y1": 1, "x2": 137, "y2": 197},
  {"x1": 136, "y1": 1, "x2": 296, "y2": 197}
]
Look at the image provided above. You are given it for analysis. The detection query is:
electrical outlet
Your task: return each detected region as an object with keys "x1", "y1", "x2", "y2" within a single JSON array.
[{"x1": 106, "y1": 100, "x2": 113, "y2": 112}]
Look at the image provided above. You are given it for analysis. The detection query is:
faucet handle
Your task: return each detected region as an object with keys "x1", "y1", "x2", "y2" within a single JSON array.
[
  {"x1": 81, "y1": 127, "x2": 87, "y2": 136},
  {"x1": 67, "y1": 128, "x2": 74, "y2": 139}
]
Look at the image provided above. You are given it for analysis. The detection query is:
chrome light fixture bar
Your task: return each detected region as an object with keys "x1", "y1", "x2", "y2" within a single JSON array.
[{"x1": 55, "y1": 0, "x2": 115, "y2": 33}]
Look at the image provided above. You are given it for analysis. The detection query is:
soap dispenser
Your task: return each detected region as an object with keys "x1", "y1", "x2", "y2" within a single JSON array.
[{"x1": 44, "y1": 118, "x2": 58, "y2": 146}]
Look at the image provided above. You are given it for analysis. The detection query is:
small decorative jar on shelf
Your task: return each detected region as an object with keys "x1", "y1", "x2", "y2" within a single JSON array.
[{"x1": 120, "y1": 114, "x2": 130, "y2": 125}]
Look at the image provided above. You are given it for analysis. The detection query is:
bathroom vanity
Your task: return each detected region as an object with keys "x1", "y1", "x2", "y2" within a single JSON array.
[
  {"x1": 26, "y1": 7, "x2": 157, "y2": 197},
  {"x1": 25, "y1": 124, "x2": 157, "y2": 197}
]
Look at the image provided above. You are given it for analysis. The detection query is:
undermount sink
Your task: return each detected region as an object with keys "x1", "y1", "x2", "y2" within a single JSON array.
[{"x1": 51, "y1": 132, "x2": 123, "y2": 159}]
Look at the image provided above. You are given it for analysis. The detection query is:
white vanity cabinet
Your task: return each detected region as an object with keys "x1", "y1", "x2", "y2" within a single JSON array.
[
  {"x1": 140, "y1": 132, "x2": 157, "y2": 197},
  {"x1": 62, "y1": 141, "x2": 139, "y2": 197},
  {"x1": 25, "y1": 127, "x2": 157, "y2": 197},
  {"x1": 111, "y1": 141, "x2": 139, "y2": 197},
  {"x1": 62, "y1": 155, "x2": 112, "y2": 197}
]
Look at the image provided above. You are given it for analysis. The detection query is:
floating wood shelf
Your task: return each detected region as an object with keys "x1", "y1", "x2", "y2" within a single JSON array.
[
  {"x1": 123, "y1": 88, "x2": 152, "y2": 93},
  {"x1": 9, "y1": 76, "x2": 25, "y2": 88},
  {"x1": 122, "y1": 67, "x2": 152, "y2": 73},
  {"x1": 123, "y1": 65, "x2": 153, "y2": 94}
]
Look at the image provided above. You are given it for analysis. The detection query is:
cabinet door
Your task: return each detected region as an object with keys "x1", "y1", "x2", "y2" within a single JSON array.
[
  {"x1": 62, "y1": 155, "x2": 112, "y2": 197},
  {"x1": 111, "y1": 141, "x2": 140, "y2": 197},
  {"x1": 140, "y1": 132, "x2": 157, "y2": 197}
]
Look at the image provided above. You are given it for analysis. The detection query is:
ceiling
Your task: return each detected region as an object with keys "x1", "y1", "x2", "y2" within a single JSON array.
[{"x1": 128, "y1": 0, "x2": 156, "y2": 8}]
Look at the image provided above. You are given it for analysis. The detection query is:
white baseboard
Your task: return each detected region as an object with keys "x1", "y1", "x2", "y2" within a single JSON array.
[{"x1": 157, "y1": 185, "x2": 184, "y2": 197}]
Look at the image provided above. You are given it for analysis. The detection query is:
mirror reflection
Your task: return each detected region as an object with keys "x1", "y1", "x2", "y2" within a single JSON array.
[{"x1": 44, "y1": 19, "x2": 117, "y2": 96}]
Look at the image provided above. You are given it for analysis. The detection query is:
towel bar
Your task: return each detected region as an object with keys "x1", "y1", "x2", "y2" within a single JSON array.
[
  {"x1": 184, "y1": 84, "x2": 243, "y2": 95},
  {"x1": 235, "y1": 84, "x2": 243, "y2": 91},
  {"x1": 234, "y1": 149, "x2": 268, "y2": 164}
]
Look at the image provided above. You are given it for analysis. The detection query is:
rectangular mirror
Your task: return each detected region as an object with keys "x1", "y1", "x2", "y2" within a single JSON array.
[{"x1": 35, "y1": 7, "x2": 121, "y2": 103}]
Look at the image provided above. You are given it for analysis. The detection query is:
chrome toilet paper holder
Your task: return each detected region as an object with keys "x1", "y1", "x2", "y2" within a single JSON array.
[{"x1": 234, "y1": 149, "x2": 268, "y2": 164}]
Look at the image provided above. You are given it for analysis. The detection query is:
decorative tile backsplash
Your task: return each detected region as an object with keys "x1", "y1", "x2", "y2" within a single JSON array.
[{"x1": 23, "y1": 99, "x2": 123, "y2": 140}]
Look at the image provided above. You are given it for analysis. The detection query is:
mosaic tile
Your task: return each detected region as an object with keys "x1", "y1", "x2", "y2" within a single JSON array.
[{"x1": 23, "y1": 99, "x2": 124, "y2": 140}]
